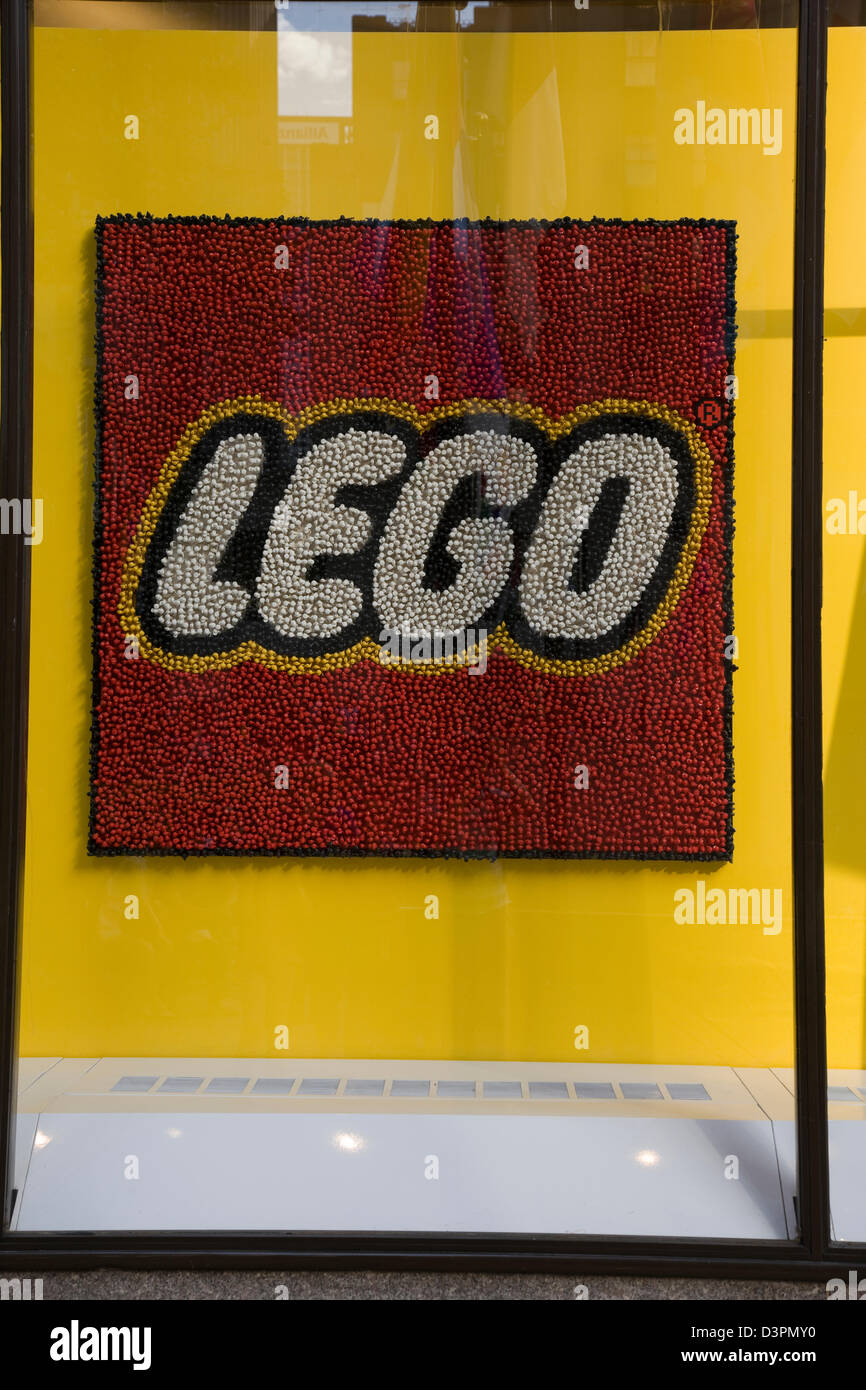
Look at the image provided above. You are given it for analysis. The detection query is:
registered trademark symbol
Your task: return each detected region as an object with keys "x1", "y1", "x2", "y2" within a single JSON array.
[{"x1": 695, "y1": 399, "x2": 724, "y2": 429}]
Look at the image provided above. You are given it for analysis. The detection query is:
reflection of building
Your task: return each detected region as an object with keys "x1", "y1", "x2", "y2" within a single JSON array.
[{"x1": 351, "y1": 2, "x2": 799, "y2": 32}]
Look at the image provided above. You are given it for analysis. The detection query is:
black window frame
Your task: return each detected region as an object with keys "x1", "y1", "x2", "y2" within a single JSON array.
[{"x1": 0, "y1": 0, "x2": 852, "y2": 1278}]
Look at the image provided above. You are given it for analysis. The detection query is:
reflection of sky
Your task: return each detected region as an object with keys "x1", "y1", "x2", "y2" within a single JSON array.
[
  {"x1": 275, "y1": 1, "x2": 489, "y2": 31},
  {"x1": 275, "y1": 2, "x2": 418, "y2": 32},
  {"x1": 277, "y1": 24, "x2": 353, "y2": 117},
  {"x1": 275, "y1": 2, "x2": 487, "y2": 120}
]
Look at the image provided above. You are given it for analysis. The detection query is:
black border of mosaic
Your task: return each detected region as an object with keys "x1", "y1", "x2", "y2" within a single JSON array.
[{"x1": 89, "y1": 213, "x2": 736, "y2": 863}]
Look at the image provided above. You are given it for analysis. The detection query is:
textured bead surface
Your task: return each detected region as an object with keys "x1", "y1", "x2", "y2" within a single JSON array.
[{"x1": 90, "y1": 215, "x2": 735, "y2": 860}]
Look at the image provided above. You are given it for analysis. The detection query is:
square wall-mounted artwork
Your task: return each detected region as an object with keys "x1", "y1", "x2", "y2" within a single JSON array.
[{"x1": 90, "y1": 215, "x2": 734, "y2": 859}]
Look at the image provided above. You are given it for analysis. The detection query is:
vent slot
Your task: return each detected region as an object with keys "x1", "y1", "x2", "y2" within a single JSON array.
[
  {"x1": 573, "y1": 1082, "x2": 616, "y2": 1100},
  {"x1": 343, "y1": 1079, "x2": 385, "y2": 1097},
  {"x1": 111, "y1": 1076, "x2": 158, "y2": 1094},
  {"x1": 666, "y1": 1083, "x2": 710, "y2": 1101},
  {"x1": 620, "y1": 1082, "x2": 662, "y2": 1100},
  {"x1": 390, "y1": 1080, "x2": 430, "y2": 1098},
  {"x1": 298, "y1": 1078, "x2": 340, "y2": 1096}
]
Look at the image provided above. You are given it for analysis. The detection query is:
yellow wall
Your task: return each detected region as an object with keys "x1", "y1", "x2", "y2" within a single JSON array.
[
  {"x1": 19, "y1": 24, "x2": 805, "y2": 1065},
  {"x1": 823, "y1": 28, "x2": 866, "y2": 1072}
]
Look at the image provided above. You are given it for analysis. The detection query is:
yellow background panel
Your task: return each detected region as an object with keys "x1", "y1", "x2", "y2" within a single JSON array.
[
  {"x1": 20, "y1": 24, "x2": 803, "y2": 1064},
  {"x1": 823, "y1": 28, "x2": 866, "y2": 1073}
]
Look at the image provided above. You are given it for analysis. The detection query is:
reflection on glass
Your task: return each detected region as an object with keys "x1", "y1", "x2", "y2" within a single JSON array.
[{"x1": 824, "y1": 13, "x2": 866, "y2": 1245}]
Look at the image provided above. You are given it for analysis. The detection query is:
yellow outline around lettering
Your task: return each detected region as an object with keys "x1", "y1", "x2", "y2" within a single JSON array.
[{"x1": 117, "y1": 396, "x2": 715, "y2": 677}]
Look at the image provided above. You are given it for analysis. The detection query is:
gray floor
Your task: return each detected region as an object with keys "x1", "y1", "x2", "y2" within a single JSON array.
[{"x1": 1, "y1": 1271, "x2": 828, "y2": 1300}]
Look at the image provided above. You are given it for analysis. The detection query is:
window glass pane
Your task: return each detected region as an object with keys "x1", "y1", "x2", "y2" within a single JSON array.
[
  {"x1": 824, "y1": 0, "x2": 866, "y2": 1245},
  {"x1": 11, "y1": 0, "x2": 799, "y2": 1241}
]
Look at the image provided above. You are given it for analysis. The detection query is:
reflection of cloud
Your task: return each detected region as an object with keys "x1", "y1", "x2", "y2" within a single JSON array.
[
  {"x1": 280, "y1": 29, "x2": 349, "y2": 85},
  {"x1": 278, "y1": 29, "x2": 352, "y2": 118},
  {"x1": 275, "y1": 1, "x2": 416, "y2": 31}
]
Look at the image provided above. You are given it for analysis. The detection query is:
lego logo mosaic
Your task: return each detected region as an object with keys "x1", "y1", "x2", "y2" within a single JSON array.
[{"x1": 90, "y1": 215, "x2": 735, "y2": 859}]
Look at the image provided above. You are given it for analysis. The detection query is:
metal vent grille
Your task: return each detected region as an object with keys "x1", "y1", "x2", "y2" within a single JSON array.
[{"x1": 108, "y1": 1073, "x2": 725, "y2": 1100}]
